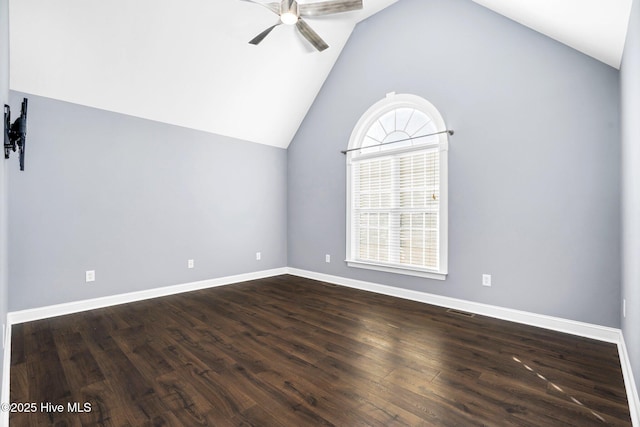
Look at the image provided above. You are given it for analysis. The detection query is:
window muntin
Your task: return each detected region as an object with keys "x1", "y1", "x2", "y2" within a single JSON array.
[
  {"x1": 360, "y1": 108, "x2": 438, "y2": 155},
  {"x1": 346, "y1": 93, "x2": 448, "y2": 279}
]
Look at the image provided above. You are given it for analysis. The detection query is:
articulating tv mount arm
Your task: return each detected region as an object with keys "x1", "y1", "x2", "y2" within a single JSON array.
[{"x1": 4, "y1": 98, "x2": 28, "y2": 171}]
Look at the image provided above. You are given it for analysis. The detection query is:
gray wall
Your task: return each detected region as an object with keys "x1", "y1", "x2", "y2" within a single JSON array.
[
  {"x1": 1, "y1": 0, "x2": 9, "y2": 400},
  {"x1": 8, "y1": 92, "x2": 287, "y2": 311},
  {"x1": 621, "y1": 0, "x2": 640, "y2": 397},
  {"x1": 288, "y1": 0, "x2": 622, "y2": 327}
]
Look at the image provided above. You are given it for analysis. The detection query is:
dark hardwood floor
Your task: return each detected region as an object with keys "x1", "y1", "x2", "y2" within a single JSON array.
[{"x1": 9, "y1": 275, "x2": 631, "y2": 426}]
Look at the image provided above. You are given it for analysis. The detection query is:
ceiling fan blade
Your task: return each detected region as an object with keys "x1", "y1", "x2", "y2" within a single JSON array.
[
  {"x1": 296, "y1": 19, "x2": 328, "y2": 51},
  {"x1": 299, "y1": 0, "x2": 362, "y2": 17},
  {"x1": 249, "y1": 24, "x2": 280, "y2": 45},
  {"x1": 239, "y1": 0, "x2": 280, "y2": 15}
]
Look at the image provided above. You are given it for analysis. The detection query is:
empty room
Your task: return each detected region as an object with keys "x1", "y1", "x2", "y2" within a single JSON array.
[{"x1": 1, "y1": 0, "x2": 640, "y2": 425}]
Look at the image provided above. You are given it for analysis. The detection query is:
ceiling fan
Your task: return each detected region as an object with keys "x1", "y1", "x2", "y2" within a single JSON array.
[{"x1": 242, "y1": 0, "x2": 363, "y2": 52}]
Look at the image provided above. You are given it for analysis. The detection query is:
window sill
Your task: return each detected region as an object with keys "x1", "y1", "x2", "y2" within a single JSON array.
[{"x1": 346, "y1": 260, "x2": 447, "y2": 280}]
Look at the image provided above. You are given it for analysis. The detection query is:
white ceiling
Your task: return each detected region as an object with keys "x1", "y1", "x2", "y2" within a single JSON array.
[
  {"x1": 471, "y1": 0, "x2": 633, "y2": 69},
  {"x1": 9, "y1": 0, "x2": 398, "y2": 149},
  {"x1": 9, "y1": 0, "x2": 633, "y2": 149}
]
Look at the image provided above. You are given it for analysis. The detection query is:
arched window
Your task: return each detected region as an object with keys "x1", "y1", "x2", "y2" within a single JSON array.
[{"x1": 346, "y1": 93, "x2": 448, "y2": 279}]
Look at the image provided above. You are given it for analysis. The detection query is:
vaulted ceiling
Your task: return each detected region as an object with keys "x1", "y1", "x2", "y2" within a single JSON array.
[
  {"x1": 471, "y1": 0, "x2": 632, "y2": 69},
  {"x1": 8, "y1": 0, "x2": 633, "y2": 149}
]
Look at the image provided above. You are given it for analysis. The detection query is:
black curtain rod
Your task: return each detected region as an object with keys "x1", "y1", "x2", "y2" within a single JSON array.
[{"x1": 340, "y1": 129, "x2": 454, "y2": 155}]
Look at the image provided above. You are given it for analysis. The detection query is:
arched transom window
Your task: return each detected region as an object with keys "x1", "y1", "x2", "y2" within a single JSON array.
[{"x1": 346, "y1": 93, "x2": 448, "y2": 279}]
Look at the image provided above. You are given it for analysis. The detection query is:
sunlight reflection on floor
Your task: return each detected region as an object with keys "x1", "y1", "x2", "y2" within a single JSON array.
[{"x1": 512, "y1": 356, "x2": 607, "y2": 423}]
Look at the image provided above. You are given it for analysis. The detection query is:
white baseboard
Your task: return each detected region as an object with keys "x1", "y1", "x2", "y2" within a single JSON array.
[
  {"x1": 285, "y1": 267, "x2": 639, "y2": 426},
  {"x1": 286, "y1": 268, "x2": 620, "y2": 342},
  {"x1": 7, "y1": 267, "x2": 287, "y2": 325},
  {"x1": 1, "y1": 319, "x2": 12, "y2": 427},
  {"x1": 619, "y1": 334, "x2": 640, "y2": 426}
]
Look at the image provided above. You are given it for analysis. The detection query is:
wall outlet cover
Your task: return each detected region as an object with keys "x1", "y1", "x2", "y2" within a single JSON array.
[
  {"x1": 86, "y1": 270, "x2": 96, "y2": 282},
  {"x1": 482, "y1": 274, "x2": 491, "y2": 287}
]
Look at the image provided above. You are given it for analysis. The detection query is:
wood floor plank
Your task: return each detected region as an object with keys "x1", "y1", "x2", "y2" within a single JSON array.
[
  {"x1": 78, "y1": 380, "x2": 141, "y2": 426},
  {"x1": 54, "y1": 332, "x2": 106, "y2": 390},
  {"x1": 10, "y1": 323, "x2": 25, "y2": 366},
  {"x1": 9, "y1": 274, "x2": 632, "y2": 426}
]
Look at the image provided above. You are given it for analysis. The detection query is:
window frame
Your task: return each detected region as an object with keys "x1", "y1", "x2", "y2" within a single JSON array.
[{"x1": 345, "y1": 92, "x2": 449, "y2": 280}]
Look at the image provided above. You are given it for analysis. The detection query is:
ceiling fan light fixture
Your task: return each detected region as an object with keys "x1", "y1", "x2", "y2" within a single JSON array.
[
  {"x1": 244, "y1": 0, "x2": 363, "y2": 51},
  {"x1": 280, "y1": 11, "x2": 298, "y2": 25}
]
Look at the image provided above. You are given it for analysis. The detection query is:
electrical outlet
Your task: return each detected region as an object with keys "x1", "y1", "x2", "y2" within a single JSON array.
[
  {"x1": 325, "y1": 254, "x2": 331, "y2": 263},
  {"x1": 86, "y1": 270, "x2": 96, "y2": 283},
  {"x1": 623, "y1": 299, "x2": 626, "y2": 318},
  {"x1": 482, "y1": 274, "x2": 491, "y2": 287},
  {"x1": 188, "y1": 259, "x2": 194, "y2": 269},
  {"x1": 256, "y1": 252, "x2": 261, "y2": 261}
]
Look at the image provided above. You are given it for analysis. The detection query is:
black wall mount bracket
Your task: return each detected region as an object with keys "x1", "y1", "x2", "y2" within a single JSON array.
[{"x1": 4, "y1": 98, "x2": 28, "y2": 171}]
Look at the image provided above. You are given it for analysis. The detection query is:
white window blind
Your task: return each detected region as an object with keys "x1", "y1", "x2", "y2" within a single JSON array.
[{"x1": 352, "y1": 148, "x2": 440, "y2": 271}]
